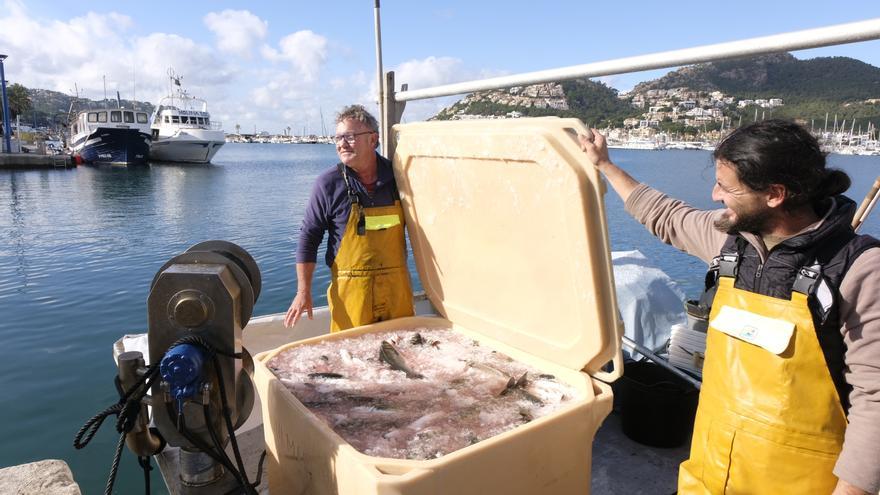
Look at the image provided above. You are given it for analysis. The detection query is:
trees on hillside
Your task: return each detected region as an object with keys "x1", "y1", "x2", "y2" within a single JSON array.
[{"x1": 7, "y1": 83, "x2": 32, "y2": 119}]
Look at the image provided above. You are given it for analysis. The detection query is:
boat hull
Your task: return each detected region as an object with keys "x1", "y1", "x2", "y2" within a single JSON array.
[
  {"x1": 70, "y1": 127, "x2": 151, "y2": 165},
  {"x1": 149, "y1": 129, "x2": 225, "y2": 163}
]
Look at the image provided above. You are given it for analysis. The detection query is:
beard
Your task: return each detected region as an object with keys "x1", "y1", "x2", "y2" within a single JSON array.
[{"x1": 713, "y1": 206, "x2": 771, "y2": 234}]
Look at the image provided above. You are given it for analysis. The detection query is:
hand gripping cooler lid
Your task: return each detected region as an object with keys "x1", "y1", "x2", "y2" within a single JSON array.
[{"x1": 392, "y1": 118, "x2": 623, "y2": 376}]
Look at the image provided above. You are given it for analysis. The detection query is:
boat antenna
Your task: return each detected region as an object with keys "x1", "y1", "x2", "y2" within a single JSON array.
[
  {"x1": 103, "y1": 75, "x2": 107, "y2": 105},
  {"x1": 373, "y1": 0, "x2": 385, "y2": 147}
]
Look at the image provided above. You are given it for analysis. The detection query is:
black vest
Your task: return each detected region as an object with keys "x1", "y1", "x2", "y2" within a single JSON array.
[{"x1": 706, "y1": 196, "x2": 880, "y2": 412}]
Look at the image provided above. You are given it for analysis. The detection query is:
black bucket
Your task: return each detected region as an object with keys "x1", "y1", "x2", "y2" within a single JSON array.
[{"x1": 614, "y1": 360, "x2": 699, "y2": 448}]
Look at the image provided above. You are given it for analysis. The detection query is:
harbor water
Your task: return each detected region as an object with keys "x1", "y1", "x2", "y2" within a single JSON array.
[{"x1": 1, "y1": 143, "x2": 877, "y2": 494}]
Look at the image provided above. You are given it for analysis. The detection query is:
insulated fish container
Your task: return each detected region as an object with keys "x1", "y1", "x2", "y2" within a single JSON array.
[{"x1": 253, "y1": 118, "x2": 624, "y2": 495}]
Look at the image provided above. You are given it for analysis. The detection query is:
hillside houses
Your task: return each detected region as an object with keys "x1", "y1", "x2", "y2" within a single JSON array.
[{"x1": 622, "y1": 87, "x2": 783, "y2": 129}]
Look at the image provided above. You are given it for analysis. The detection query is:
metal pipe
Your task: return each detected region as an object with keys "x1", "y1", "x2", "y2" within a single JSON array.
[
  {"x1": 0, "y1": 54, "x2": 13, "y2": 154},
  {"x1": 118, "y1": 351, "x2": 165, "y2": 457},
  {"x1": 373, "y1": 0, "x2": 385, "y2": 148},
  {"x1": 621, "y1": 335, "x2": 702, "y2": 390},
  {"x1": 396, "y1": 18, "x2": 880, "y2": 102},
  {"x1": 853, "y1": 176, "x2": 880, "y2": 232}
]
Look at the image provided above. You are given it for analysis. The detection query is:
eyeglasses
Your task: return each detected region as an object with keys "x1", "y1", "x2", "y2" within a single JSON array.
[{"x1": 333, "y1": 131, "x2": 375, "y2": 144}]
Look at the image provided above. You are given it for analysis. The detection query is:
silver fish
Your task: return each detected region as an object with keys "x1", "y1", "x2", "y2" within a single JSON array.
[{"x1": 379, "y1": 340, "x2": 424, "y2": 379}]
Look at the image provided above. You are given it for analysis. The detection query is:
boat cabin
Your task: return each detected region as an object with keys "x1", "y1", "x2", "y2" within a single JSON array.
[
  {"x1": 155, "y1": 107, "x2": 213, "y2": 128},
  {"x1": 71, "y1": 109, "x2": 150, "y2": 136}
]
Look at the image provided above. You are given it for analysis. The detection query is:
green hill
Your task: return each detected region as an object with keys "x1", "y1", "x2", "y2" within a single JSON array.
[
  {"x1": 432, "y1": 79, "x2": 641, "y2": 127},
  {"x1": 15, "y1": 87, "x2": 153, "y2": 128},
  {"x1": 432, "y1": 54, "x2": 880, "y2": 129}
]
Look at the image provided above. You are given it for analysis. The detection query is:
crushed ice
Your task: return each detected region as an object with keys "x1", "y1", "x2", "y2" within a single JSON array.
[{"x1": 267, "y1": 327, "x2": 583, "y2": 460}]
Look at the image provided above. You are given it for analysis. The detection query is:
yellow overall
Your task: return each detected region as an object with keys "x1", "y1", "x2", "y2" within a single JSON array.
[
  {"x1": 678, "y1": 276, "x2": 847, "y2": 494},
  {"x1": 327, "y1": 200, "x2": 414, "y2": 332}
]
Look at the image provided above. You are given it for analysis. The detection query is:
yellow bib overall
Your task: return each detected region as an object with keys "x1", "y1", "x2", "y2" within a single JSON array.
[
  {"x1": 327, "y1": 200, "x2": 414, "y2": 332},
  {"x1": 678, "y1": 276, "x2": 847, "y2": 494}
]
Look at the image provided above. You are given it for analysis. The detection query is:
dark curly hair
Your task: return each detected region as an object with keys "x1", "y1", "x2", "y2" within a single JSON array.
[{"x1": 713, "y1": 119, "x2": 850, "y2": 210}]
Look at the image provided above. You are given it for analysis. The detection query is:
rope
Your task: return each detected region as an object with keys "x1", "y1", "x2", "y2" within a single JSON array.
[
  {"x1": 74, "y1": 334, "x2": 252, "y2": 494},
  {"x1": 137, "y1": 456, "x2": 152, "y2": 495}
]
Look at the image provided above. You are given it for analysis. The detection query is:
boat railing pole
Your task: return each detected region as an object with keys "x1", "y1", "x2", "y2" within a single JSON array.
[
  {"x1": 373, "y1": 0, "x2": 385, "y2": 149},
  {"x1": 394, "y1": 17, "x2": 880, "y2": 102},
  {"x1": 853, "y1": 176, "x2": 880, "y2": 232},
  {"x1": 0, "y1": 54, "x2": 13, "y2": 154}
]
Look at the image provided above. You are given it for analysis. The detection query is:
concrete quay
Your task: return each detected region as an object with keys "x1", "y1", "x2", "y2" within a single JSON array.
[{"x1": 0, "y1": 153, "x2": 74, "y2": 169}]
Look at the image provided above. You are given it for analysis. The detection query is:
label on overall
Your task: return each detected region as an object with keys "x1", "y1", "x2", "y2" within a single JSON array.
[{"x1": 710, "y1": 306, "x2": 795, "y2": 355}]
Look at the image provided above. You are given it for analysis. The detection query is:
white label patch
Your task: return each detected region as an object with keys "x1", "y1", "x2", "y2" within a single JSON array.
[{"x1": 710, "y1": 306, "x2": 795, "y2": 355}]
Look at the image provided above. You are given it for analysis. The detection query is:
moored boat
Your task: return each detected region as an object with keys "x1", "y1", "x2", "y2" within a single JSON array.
[
  {"x1": 66, "y1": 104, "x2": 152, "y2": 165},
  {"x1": 148, "y1": 70, "x2": 225, "y2": 163}
]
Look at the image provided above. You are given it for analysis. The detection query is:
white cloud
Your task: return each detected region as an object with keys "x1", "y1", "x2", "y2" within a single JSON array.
[
  {"x1": 261, "y1": 30, "x2": 328, "y2": 82},
  {"x1": 392, "y1": 56, "x2": 466, "y2": 91},
  {"x1": 203, "y1": 9, "x2": 268, "y2": 58},
  {"x1": 0, "y1": 3, "x2": 139, "y2": 98},
  {"x1": 132, "y1": 33, "x2": 231, "y2": 103},
  {"x1": 361, "y1": 56, "x2": 479, "y2": 122}
]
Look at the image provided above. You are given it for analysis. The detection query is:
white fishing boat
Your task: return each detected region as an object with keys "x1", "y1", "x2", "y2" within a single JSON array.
[
  {"x1": 66, "y1": 101, "x2": 152, "y2": 165},
  {"x1": 148, "y1": 70, "x2": 225, "y2": 163}
]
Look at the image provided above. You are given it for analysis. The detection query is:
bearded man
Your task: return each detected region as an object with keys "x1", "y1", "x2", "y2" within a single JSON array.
[{"x1": 580, "y1": 119, "x2": 880, "y2": 495}]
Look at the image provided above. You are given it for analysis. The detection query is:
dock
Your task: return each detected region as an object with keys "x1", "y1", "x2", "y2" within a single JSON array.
[{"x1": 0, "y1": 153, "x2": 75, "y2": 170}]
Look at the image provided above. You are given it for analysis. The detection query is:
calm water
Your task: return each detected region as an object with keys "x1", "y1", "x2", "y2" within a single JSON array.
[{"x1": 1, "y1": 143, "x2": 877, "y2": 493}]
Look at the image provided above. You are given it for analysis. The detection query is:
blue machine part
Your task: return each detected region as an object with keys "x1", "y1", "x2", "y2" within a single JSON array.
[{"x1": 160, "y1": 344, "x2": 207, "y2": 412}]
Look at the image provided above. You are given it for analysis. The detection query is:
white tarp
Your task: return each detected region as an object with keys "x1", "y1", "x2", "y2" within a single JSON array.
[{"x1": 611, "y1": 250, "x2": 686, "y2": 359}]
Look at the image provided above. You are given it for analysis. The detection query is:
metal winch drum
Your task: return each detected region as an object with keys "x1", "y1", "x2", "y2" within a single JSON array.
[{"x1": 147, "y1": 240, "x2": 261, "y2": 489}]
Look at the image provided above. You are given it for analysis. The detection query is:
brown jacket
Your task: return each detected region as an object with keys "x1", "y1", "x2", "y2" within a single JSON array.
[{"x1": 626, "y1": 184, "x2": 880, "y2": 493}]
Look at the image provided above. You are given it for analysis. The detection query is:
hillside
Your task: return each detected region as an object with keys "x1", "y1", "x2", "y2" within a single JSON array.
[
  {"x1": 433, "y1": 79, "x2": 641, "y2": 127},
  {"x1": 628, "y1": 53, "x2": 880, "y2": 130},
  {"x1": 20, "y1": 88, "x2": 153, "y2": 128},
  {"x1": 633, "y1": 53, "x2": 880, "y2": 103},
  {"x1": 432, "y1": 54, "x2": 880, "y2": 131}
]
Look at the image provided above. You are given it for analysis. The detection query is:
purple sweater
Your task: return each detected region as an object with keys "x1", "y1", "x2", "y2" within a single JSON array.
[{"x1": 296, "y1": 153, "x2": 400, "y2": 267}]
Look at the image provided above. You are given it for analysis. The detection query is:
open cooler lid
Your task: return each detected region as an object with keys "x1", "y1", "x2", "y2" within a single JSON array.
[{"x1": 392, "y1": 118, "x2": 622, "y2": 376}]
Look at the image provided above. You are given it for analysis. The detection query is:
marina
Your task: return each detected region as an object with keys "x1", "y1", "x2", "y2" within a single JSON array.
[{"x1": 1, "y1": 6, "x2": 880, "y2": 495}]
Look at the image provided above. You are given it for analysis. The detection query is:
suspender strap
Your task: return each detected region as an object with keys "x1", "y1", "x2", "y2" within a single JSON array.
[{"x1": 338, "y1": 163, "x2": 366, "y2": 236}]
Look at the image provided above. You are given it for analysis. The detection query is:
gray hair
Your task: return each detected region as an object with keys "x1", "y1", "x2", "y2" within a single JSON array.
[{"x1": 335, "y1": 104, "x2": 379, "y2": 133}]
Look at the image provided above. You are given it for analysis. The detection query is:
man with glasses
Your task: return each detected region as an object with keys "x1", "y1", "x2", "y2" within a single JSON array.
[{"x1": 284, "y1": 104, "x2": 414, "y2": 332}]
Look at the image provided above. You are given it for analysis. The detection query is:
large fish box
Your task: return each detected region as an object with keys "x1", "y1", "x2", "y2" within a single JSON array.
[{"x1": 253, "y1": 118, "x2": 624, "y2": 495}]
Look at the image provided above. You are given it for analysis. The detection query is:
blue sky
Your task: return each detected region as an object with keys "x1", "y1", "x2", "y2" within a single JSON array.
[{"x1": 2, "y1": 0, "x2": 878, "y2": 134}]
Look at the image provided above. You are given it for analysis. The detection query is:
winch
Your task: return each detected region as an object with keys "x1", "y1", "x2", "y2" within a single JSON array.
[{"x1": 75, "y1": 240, "x2": 263, "y2": 495}]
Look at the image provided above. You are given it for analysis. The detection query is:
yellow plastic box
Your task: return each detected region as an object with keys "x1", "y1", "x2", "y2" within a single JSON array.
[{"x1": 253, "y1": 118, "x2": 624, "y2": 495}]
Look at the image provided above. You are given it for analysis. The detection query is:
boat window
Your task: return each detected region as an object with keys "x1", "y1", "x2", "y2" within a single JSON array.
[
  {"x1": 88, "y1": 112, "x2": 99, "y2": 123},
  {"x1": 111, "y1": 111, "x2": 122, "y2": 123},
  {"x1": 205, "y1": 118, "x2": 211, "y2": 125},
  {"x1": 197, "y1": 117, "x2": 205, "y2": 125},
  {"x1": 124, "y1": 112, "x2": 135, "y2": 123},
  {"x1": 98, "y1": 112, "x2": 108, "y2": 123},
  {"x1": 183, "y1": 116, "x2": 191, "y2": 124},
  {"x1": 137, "y1": 113, "x2": 148, "y2": 124},
  {"x1": 164, "y1": 116, "x2": 170, "y2": 123},
  {"x1": 172, "y1": 116, "x2": 180, "y2": 124}
]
